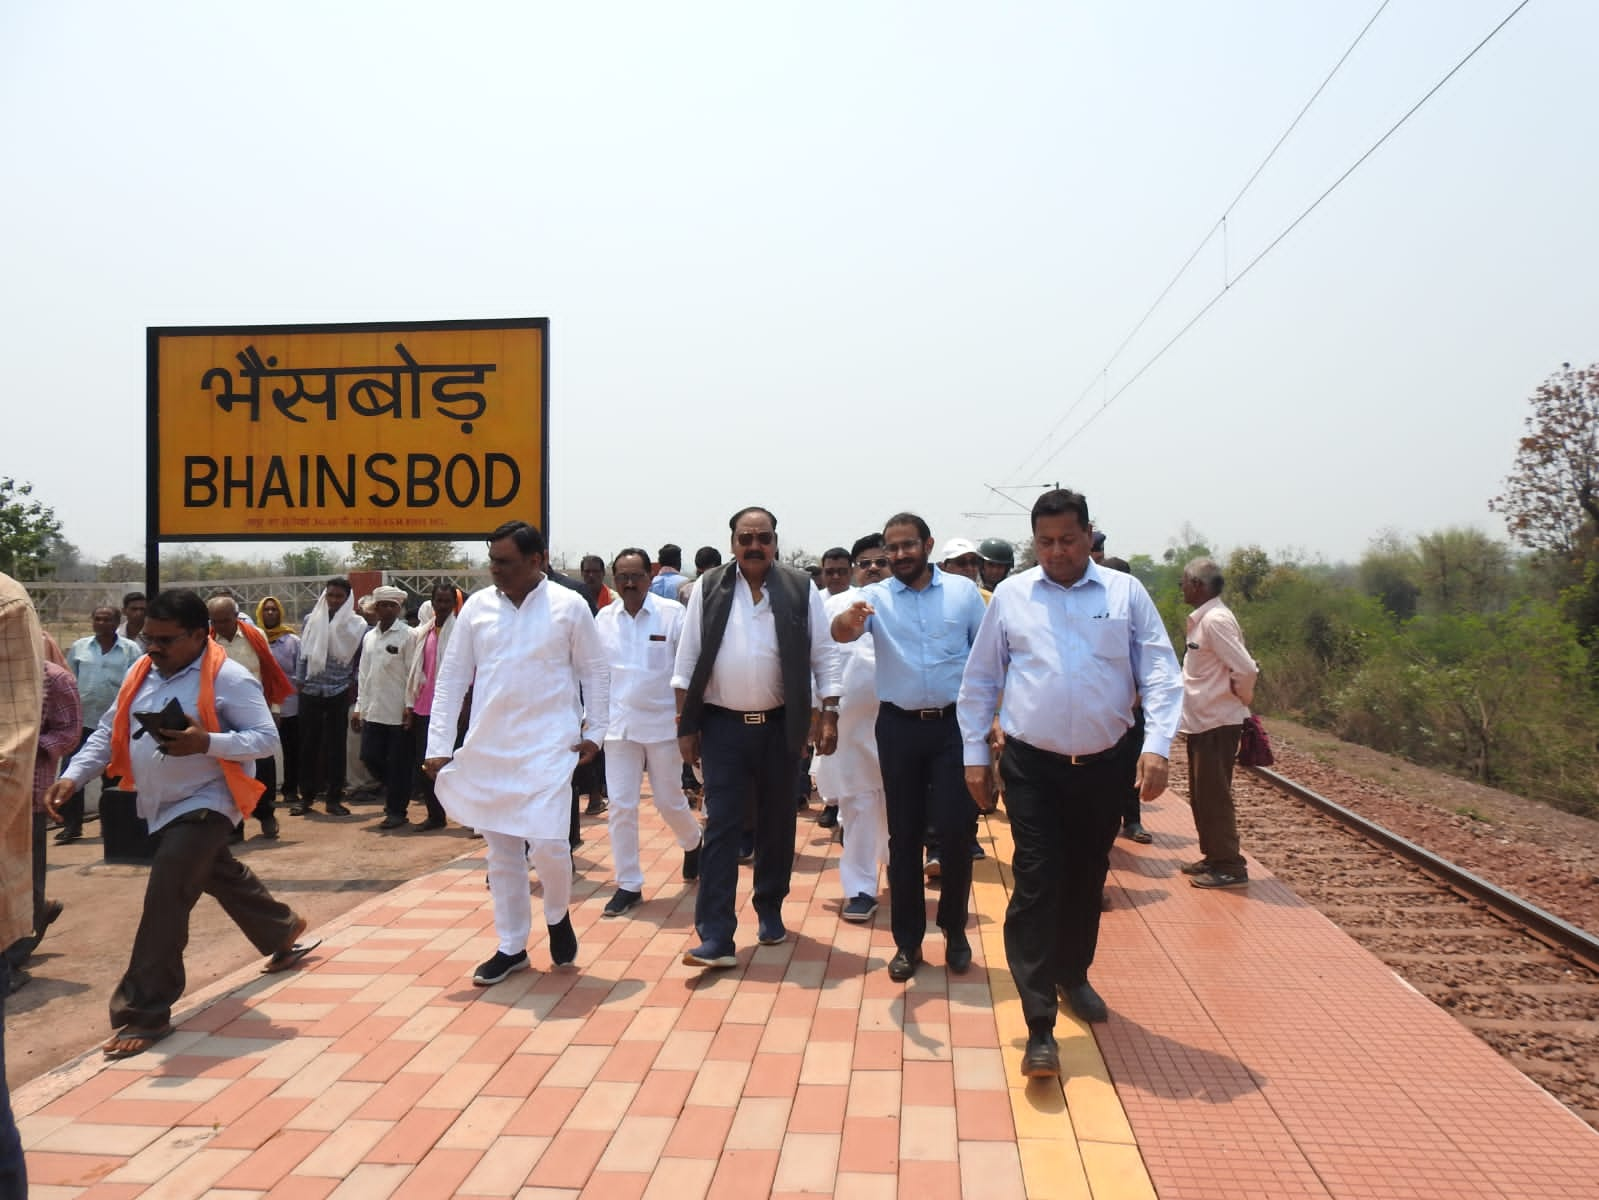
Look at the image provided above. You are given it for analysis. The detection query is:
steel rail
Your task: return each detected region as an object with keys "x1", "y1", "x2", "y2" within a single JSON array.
[{"x1": 1244, "y1": 764, "x2": 1599, "y2": 975}]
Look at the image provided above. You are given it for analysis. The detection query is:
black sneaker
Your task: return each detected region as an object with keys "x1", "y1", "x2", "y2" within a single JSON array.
[
  {"x1": 1191, "y1": 869, "x2": 1249, "y2": 890},
  {"x1": 817, "y1": 805, "x2": 839, "y2": 829},
  {"x1": 326, "y1": 801, "x2": 352, "y2": 817},
  {"x1": 259, "y1": 816, "x2": 280, "y2": 840},
  {"x1": 602, "y1": 888, "x2": 643, "y2": 918},
  {"x1": 683, "y1": 841, "x2": 702, "y2": 881},
  {"x1": 583, "y1": 796, "x2": 608, "y2": 817},
  {"x1": 1179, "y1": 858, "x2": 1212, "y2": 876},
  {"x1": 548, "y1": 914, "x2": 578, "y2": 967},
  {"x1": 472, "y1": 949, "x2": 528, "y2": 986},
  {"x1": 841, "y1": 894, "x2": 878, "y2": 923}
]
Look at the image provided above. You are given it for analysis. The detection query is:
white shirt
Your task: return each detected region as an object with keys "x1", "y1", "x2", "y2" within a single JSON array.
[
  {"x1": 671, "y1": 568, "x2": 842, "y2": 710},
  {"x1": 427, "y1": 579, "x2": 610, "y2": 840},
  {"x1": 595, "y1": 592, "x2": 684, "y2": 745},
  {"x1": 355, "y1": 621, "x2": 416, "y2": 726},
  {"x1": 1180, "y1": 596, "x2": 1258, "y2": 734},
  {"x1": 817, "y1": 588, "x2": 881, "y2": 796},
  {"x1": 958, "y1": 563, "x2": 1183, "y2": 764}
]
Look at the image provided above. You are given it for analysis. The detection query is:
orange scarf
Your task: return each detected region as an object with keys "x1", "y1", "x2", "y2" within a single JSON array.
[
  {"x1": 107, "y1": 640, "x2": 266, "y2": 819},
  {"x1": 212, "y1": 621, "x2": 294, "y2": 707}
]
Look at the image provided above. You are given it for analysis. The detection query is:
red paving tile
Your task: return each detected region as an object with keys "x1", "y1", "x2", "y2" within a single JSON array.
[{"x1": 20, "y1": 791, "x2": 1599, "y2": 1200}]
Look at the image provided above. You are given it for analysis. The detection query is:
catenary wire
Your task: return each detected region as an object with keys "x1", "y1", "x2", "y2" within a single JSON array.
[
  {"x1": 1034, "y1": 0, "x2": 1533, "y2": 468},
  {"x1": 1012, "y1": 0, "x2": 1393, "y2": 482}
]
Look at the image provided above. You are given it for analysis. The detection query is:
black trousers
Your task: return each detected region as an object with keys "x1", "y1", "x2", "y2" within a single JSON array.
[
  {"x1": 876, "y1": 706, "x2": 976, "y2": 952},
  {"x1": 1119, "y1": 706, "x2": 1146, "y2": 828},
  {"x1": 1001, "y1": 736, "x2": 1126, "y2": 1034},
  {"x1": 695, "y1": 707, "x2": 798, "y2": 951},
  {"x1": 360, "y1": 722, "x2": 414, "y2": 817},
  {"x1": 112, "y1": 808, "x2": 298, "y2": 1031},
  {"x1": 57, "y1": 727, "x2": 101, "y2": 835},
  {"x1": 408, "y1": 715, "x2": 449, "y2": 824},
  {"x1": 297, "y1": 692, "x2": 351, "y2": 803}
]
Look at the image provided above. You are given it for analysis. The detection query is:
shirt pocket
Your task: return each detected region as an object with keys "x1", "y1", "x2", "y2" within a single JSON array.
[{"x1": 1085, "y1": 616, "x2": 1131, "y2": 661}]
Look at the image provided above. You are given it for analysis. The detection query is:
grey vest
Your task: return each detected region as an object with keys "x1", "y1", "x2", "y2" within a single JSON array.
[{"x1": 677, "y1": 561, "x2": 815, "y2": 754}]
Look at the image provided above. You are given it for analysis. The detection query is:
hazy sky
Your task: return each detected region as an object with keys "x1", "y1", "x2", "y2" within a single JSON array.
[{"x1": 4, "y1": 1, "x2": 1594, "y2": 572}]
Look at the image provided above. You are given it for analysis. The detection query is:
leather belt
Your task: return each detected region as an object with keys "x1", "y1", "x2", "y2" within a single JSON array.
[
  {"x1": 883, "y1": 702, "x2": 956, "y2": 721},
  {"x1": 1012, "y1": 736, "x2": 1123, "y2": 766},
  {"x1": 707, "y1": 704, "x2": 785, "y2": 726}
]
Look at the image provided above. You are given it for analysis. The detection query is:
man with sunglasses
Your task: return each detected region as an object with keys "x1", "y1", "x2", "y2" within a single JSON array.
[
  {"x1": 674, "y1": 506, "x2": 841, "y2": 968},
  {"x1": 833, "y1": 514, "x2": 988, "y2": 982}
]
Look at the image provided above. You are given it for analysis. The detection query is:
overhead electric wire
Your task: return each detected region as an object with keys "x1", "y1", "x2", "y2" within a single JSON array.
[
  {"x1": 1012, "y1": 0, "x2": 1393, "y2": 481},
  {"x1": 1034, "y1": 0, "x2": 1533, "y2": 467}
]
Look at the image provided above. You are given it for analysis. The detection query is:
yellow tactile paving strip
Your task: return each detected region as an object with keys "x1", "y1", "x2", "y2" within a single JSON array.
[{"x1": 973, "y1": 810, "x2": 1156, "y2": 1200}]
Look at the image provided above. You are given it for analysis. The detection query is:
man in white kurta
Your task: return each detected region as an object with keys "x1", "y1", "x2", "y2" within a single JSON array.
[
  {"x1": 593, "y1": 549, "x2": 705, "y2": 918},
  {"x1": 817, "y1": 536, "x2": 892, "y2": 920},
  {"x1": 424, "y1": 522, "x2": 610, "y2": 986}
]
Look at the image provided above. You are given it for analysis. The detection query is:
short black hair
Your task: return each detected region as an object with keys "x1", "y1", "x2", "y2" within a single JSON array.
[
  {"x1": 657, "y1": 544, "x2": 682, "y2": 570},
  {"x1": 487, "y1": 520, "x2": 547, "y2": 556},
  {"x1": 121, "y1": 591, "x2": 146, "y2": 606},
  {"x1": 580, "y1": 554, "x2": 604, "y2": 571},
  {"x1": 883, "y1": 512, "x2": 931, "y2": 542},
  {"x1": 325, "y1": 575, "x2": 353, "y2": 593},
  {"x1": 613, "y1": 547, "x2": 651, "y2": 573},
  {"x1": 851, "y1": 533, "x2": 886, "y2": 559},
  {"x1": 149, "y1": 588, "x2": 209, "y2": 632},
  {"x1": 1030, "y1": 489, "x2": 1090, "y2": 532},
  {"x1": 728, "y1": 507, "x2": 777, "y2": 533},
  {"x1": 694, "y1": 545, "x2": 723, "y2": 571},
  {"x1": 91, "y1": 604, "x2": 119, "y2": 620},
  {"x1": 821, "y1": 547, "x2": 851, "y2": 564}
]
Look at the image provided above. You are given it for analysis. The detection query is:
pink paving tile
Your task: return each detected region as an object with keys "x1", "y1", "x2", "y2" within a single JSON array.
[
  {"x1": 707, "y1": 1022, "x2": 763, "y2": 1061},
  {"x1": 441, "y1": 999, "x2": 509, "y2": 1036},
  {"x1": 896, "y1": 1158, "x2": 963, "y2": 1199},
  {"x1": 706, "y1": 1148, "x2": 780, "y2": 1200},
  {"x1": 339, "y1": 1037, "x2": 425, "y2": 1082},
  {"x1": 838, "y1": 1116, "x2": 900, "y2": 1175},
  {"x1": 181, "y1": 996, "x2": 251, "y2": 1033},
  {"x1": 525, "y1": 1127, "x2": 613, "y2": 1188},
  {"x1": 573, "y1": 1009, "x2": 638, "y2": 1045},
  {"x1": 36, "y1": 1067, "x2": 132, "y2": 1118},
  {"x1": 191, "y1": 1076, "x2": 286, "y2": 1128},
  {"x1": 578, "y1": 1170, "x2": 651, "y2": 1199},
  {"x1": 809, "y1": 1007, "x2": 860, "y2": 1042},
  {"x1": 770, "y1": 987, "x2": 820, "y2": 1018},
  {"x1": 742, "y1": 1053, "x2": 803, "y2": 1098},
  {"x1": 365, "y1": 1105, "x2": 460, "y2": 1163},
  {"x1": 596, "y1": 1039, "x2": 662, "y2": 1083},
  {"x1": 24, "y1": 1151, "x2": 127, "y2": 1188},
  {"x1": 482, "y1": 1052, "x2": 558, "y2": 1097},
  {"x1": 663, "y1": 1104, "x2": 736, "y2": 1159},
  {"x1": 263, "y1": 1172, "x2": 340, "y2": 1198},
  {"x1": 150, "y1": 1053, "x2": 259, "y2": 1080},
  {"x1": 852, "y1": 1031, "x2": 904, "y2": 1070},
  {"x1": 628, "y1": 1069, "x2": 696, "y2": 1119},
  {"x1": 303, "y1": 1001, "x2": 382, "y2": 1037},
  {"x1": 676, "y1": 998, "x2": 731, "y2": 1032},
  {"x1": 388, "y1": 1146, "x2": 485, "y2": 1199},
  {"x1": 77, "y1": 1097, "x2": 200, "y2": 1126},
  {"x1": 461, "y1": 1025, "x2": 533, "y2": 1067},
  {"x1": 503, "y1": 1086, "x2": 586, "y2": 1136},
  {"x1": 954, "y1": 1089, "x2": 1016, "y2": 1141},
  {"x1": 901, "y1": 1061, "x2": 954, "y2": 1107},
  {"x1": 353, "y1": 1070, "x2": 445, "y2": 1119},
  {"x1": 214, "y1": 1128, "x2": 324, "y2": 1188},
  {"x1": 328, "y1": 1015, "x2": 408, "y2": 1054},
  {"x1": 787, "y1": 1084, "x2": 848, "y2": 1134},
  {"x1": 948, "y1": 1010, "x2": 1000, "y2": 1048},
  {"x1": 210, "y1": 1095, "x2": 318, "y2": 1148}
]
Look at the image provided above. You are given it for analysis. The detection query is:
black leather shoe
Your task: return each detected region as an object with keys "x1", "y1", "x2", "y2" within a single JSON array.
[
  {"x1": 326, "y1": 801, "x2": 352, "y2": 817},
  {"x1": 259, "y1": 816, "x2": 280, "y2": 840},
  {"x1": 682, "y1": 841, "x2": 701, "y2": 881},
  {"x1": 887, "y1": 947, "x2": 922, "y2": 982},
  {"x1": 1021, "y1": 1032, "x2": 1061, "y2": 1079},
  {"x1": 1061, "y1": 981, "x2": 1108, "y2": 1024},
  {"x1": 289, "y1": 803, "x2": 311, "y2": 817},
  {"x1": 817, "y1": 805, "x2": 838, "y2": 829},
  {"x1": 944, "y1": 930, "x2": 973, "y2": 974}
]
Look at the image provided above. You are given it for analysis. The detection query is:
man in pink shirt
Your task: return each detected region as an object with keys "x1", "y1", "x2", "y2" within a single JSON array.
[
  {"x1": 404, "y1": 582, "x2": 460, "y2": 831},
  {"x1": 1178, "y1": 557, "x2": 1260, "y2": 890}
]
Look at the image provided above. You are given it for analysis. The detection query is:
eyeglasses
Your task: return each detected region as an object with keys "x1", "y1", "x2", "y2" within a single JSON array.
[
  {"x1": 735, "y1": 531, "x2": 775, "y2": 547},
  {"x1": 855, "y1": 557, "x2": 890, "y2": 570}
]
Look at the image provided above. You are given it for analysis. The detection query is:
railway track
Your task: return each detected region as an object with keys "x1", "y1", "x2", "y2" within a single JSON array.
[{"x1": 1199, "y1": 754, "x2": 1599, "y2": 1131}]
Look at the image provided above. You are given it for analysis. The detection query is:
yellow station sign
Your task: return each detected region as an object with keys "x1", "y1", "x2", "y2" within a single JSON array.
[{"x1": 148, "y1": 319, "x2": 547, "y2": 540}]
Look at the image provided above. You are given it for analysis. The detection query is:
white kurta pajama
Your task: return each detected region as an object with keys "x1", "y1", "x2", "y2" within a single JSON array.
[
  {"x1": 819, "y1": 589, "x2": 888, "y2": 899},
  {"x1": 427, "y1": 580, "x2": 610, "y2": 954}
]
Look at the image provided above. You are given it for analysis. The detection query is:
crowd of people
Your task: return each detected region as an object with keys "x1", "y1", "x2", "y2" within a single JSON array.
[{"x1": 0, "y1": 487, "x2": 1263, "y2": 1104}]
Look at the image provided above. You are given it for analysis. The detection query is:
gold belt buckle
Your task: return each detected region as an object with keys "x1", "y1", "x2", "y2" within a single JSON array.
[
  {"x1": 919, "y1": 708, "x2": 942, "y2": 721},
  {"x1": 743, "y1": 711, "x2": 766, "y2": 725}
]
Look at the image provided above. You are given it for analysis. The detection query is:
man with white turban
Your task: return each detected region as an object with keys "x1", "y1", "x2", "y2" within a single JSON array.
[
  {"x1": 425, "y1": 522, "x2": 610, "y2": 986},
  {"x1": 292, "y1": 577, "x2": 367, "y2": 817}
]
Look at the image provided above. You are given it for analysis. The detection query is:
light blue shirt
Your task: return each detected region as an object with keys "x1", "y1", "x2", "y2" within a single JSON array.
[
  {"x1": 649, "y1": 569, "x2": 684, "y2": 600},
  {"x1": 857, "y1": 566, "x2": 987, "y2": 710},
  {"x1": 61, "y1": 653, "x2": 280, "y2": 832},
  {"x1": 957, "y1": 562, "x2": 1182, "y2": 765},
  {"x1": 66, "y1": 635, "x2": 145, "y2": 726}
]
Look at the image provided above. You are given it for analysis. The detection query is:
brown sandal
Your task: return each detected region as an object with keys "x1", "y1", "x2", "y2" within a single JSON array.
[{"x1": 103, "y1": 1025, "x2": 174, "y2": 1060}]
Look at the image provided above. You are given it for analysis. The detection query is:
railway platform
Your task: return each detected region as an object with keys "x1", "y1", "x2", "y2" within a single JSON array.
[{"x1": 12, "y1": 784, "x2": 1599, "y2": 1199}]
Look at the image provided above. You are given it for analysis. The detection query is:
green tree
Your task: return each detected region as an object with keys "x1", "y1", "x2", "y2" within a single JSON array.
[
  {"x1": 0, "y1": 477, "x2": 65, "y2": 577},
  {"x1": 1414, "y1": 527, "x2": 1511, "y2": 614},
  {"x1": 1225, "y1": 545, "x2": 1271, "y2": 602},
  {"x1": 348, "y1": 539, "x2": 467, "y2": 571},
  {"x1": 281, "y1": 546, "x2": 343, "y2": 576},
  {"x1": 99, "y1": 553, "x2": 145, "y2": 582},
  {"x1": 1358, "y1": 529, "x2": 1421, "y2": 621}
]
